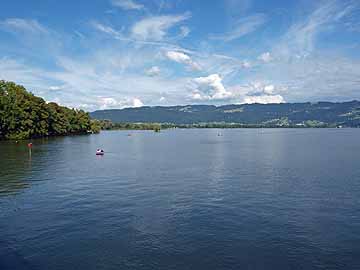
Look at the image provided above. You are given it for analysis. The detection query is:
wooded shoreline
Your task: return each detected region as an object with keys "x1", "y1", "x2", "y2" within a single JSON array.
[{"x1": 0, "y1": 81, "x2": 100, "y2": 140}]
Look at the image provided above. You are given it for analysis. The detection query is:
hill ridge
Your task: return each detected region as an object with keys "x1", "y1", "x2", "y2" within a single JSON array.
[{"x1": 91, "y1": 101, "x2": 360, "y2": 127}]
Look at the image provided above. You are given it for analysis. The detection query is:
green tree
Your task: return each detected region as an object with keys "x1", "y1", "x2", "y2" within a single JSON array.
[{"x1": 0, "y1": 80, "x2": 98, "y2": 140}]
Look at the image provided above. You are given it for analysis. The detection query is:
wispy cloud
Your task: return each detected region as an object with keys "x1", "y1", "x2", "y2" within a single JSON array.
[
  {"x1": 194, "y1": 53, "x2": 251, "y2": 82},
  {"x1": 0, "y1": 57, "x2": 55, "y2": 90},
  {"x1": 111, "y1": 0, "x2": 144, "y2": 10},
  {"x1": 275, "y1": 0, "x2": 356, "y2": 58},
  {"x1": 47, "y1": 51, "x2": 192, "y2": 110},
  {"x1": 165, "y1": 51, "x2": 201, "y2": 71},
  {"x1": 225, "y1": 0, "x2": 253, "y2": 16},
  {"x1": 145, "y1": 66, "x2": 161, "y2": 76},
  {"x1": 250, "y1": 0, "x2": 360, "y2": 102},
  {"x1": 258, "y1": 52, "x2": 272, "y2": 63},
  {"x1": 210, "y1": 14, "x2": 267, "y2": 41},
  {"x1": 179, "y1": 26, "x2": 190, "y2": 38},
  {"x1": 92, "y1": 19, "x2": 189, "y2": 48},
  {"x1": 131, "y1": 13, "x2": 191, "y2": 41},
  {"x1": 0, "y1": 18, "x2": 48, "y2": 34},
  {"x1": 91, "y1": 21, "x2": 129, "y2": 41},
  {"x1": 49, "y1": 85, "x2": 66, "y2": 91}
]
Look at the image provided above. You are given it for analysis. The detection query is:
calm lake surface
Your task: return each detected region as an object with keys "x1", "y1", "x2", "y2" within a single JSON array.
[{"x1": 1, "y1": 129, "x2": 360, "y2": 270}]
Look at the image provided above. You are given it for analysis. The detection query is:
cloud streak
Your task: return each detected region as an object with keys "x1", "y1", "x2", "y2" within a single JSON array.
[
  {"x1": 131, "y1": 13, "x2": 191, "y2": 41},
  {"x1": 210, "y1": 14, "x2": 267, "y2": 41},
  {"x1": 111, "y1": 0, "x2": 144, "y2": 10},
  {"x1": 145, "y1": 66, "x2": 161, "y2": 76},
  {"x1": 165, "y1": 51, "x2": 201, "y2": 71},
  {"x1": 0, "y1": 18, "x2": 48, "y2": 34},
  {"x1": 275, "y1": 0, "x2": 356, "y2": 58}
]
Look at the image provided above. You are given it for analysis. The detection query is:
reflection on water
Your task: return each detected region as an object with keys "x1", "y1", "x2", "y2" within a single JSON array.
[
  {"x1": 1, "y1": 129, "x2": 360, "y2": 270},
  {"x1": 0, "y1": 141, "x2": 32, "y2": 196}
]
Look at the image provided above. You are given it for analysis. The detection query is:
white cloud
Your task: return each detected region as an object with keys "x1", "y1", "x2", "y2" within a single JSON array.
[
  {"x1": 270, "y1": 56, "x2": 360, "y2": 101},
  {"x1": 165, "y1": 51, "x2": 201, "y2": 71},
  {"x1": 179, "y1": 26, "x2": 190, "y2": 38},
  {"x1": 49, "y1": 85, "x2": 65, "y2": 91},
  {"x1": 99, "y1": 97, "x2": 119, "y2": 109},
  {"x1": 132, "y1": 98, "x2": 144, "y2": 107},
  {"x1": 99, "y1": 97, "x2": 143, "y2": 109},
  {"x1": 0, "y1": 50, "x2": 191, "y2": 111},
  {"x1": 92, "y1": 21, "x2": 189, "y2": 47},
  {"x1": 0, "y1": 18, "x2": 48, "y2": 34},
  {"x1": 78, "y1": 103, "x2": 91, "y2": 109},
  {"x1": 227, "y1": 82, "x2": 286, "y2": 104},
  {"x1": 145, "y1": 66, "x2": 161, "y2": 76},
  {"x1": 197, "y1": 54, "x2": 252, "y2": 82},
  {"x1": 242, "y1": 61, "x2": 252, "y2": 68},
  {"x1": 111, "y1": 0, "x2": 144, "y2": 10},
  {"x1": 242, "y1": 94, "x2": 284, "y2": 104},
  {"x1": 92, "y1": 22, "x2": 118, "y2": 36},
  {"x1": 166, "y1": 51, "x2": 190, "y2": 62},
  {"x1": 0, "y1": 58, "x2": 56, "y2": 91},
  {"x1": 246, "y1": 82, "x2": 285, "y2": 96},
  {"x1": 92, "y1": 22, "x2": 129, "y2": 41},
  {"x1": 263, "y1": 84, "x2": 275, "y2": 94},
  {"x1": 131, "y1": 13, "x2": 190, "y2": 41},
  {"x1": 191, "y1": 74, "x2": 232, "y2": 100},
  {"x1": 210, "y1": 14, "x2": 266, "y2": 41},
  {"x1": 47, "y1": 51, "x2": 193, "y2": 110},
  {"x1": 258, "y1": 52, "x2": 272, "y2": 63}
]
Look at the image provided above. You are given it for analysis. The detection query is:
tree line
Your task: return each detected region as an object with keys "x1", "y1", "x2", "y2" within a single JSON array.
[
  {"x1": 93, "y1": 119, "x2": 339, "y2": 130},
  {"x1": 0, "y1": 80, "x2": 100, "y2": 140},
  {"x1": 95, "y1": 119, "x2": 162, "y2": 131}
]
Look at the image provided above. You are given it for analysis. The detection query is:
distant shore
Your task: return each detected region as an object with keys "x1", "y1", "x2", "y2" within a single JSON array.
[{"x1": 97, "y1": 121, "x2": 351, "y2": 131}]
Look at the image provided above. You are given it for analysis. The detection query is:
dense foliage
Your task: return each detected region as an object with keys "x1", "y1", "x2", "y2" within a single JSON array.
[
  {"x1": 91, "y1": 102, "x2": 360, "y2": 127},
  {"x1": 0, "y1": 81, "x2": 100, "y2": 140}
]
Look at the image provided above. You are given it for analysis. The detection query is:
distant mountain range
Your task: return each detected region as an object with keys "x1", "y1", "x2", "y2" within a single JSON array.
[{"x1": 90, "y1": 101, "x2": 360, "y2": 127}]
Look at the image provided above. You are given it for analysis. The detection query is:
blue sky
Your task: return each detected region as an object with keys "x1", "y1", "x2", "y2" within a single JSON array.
[{"x1": 1, "y1": 0, "x2": 360, "y2": 110}]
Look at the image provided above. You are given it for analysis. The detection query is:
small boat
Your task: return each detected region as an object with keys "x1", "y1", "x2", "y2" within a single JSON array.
[{"x1": 96, "y1": 149, "x2": 105, "y2": 155}]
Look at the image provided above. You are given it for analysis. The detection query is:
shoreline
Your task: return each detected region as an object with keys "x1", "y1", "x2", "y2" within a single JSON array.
[{"x1": 2, "y1": 125, "x2": 358, "y2": 141}]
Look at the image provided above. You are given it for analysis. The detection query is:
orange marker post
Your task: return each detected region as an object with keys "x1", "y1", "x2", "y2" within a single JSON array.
[{"x1": 28, "y1": 142, "x2": 32, "y2": 157}]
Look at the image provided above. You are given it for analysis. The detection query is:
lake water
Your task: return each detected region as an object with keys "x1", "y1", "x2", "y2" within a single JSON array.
[{"x1": 1, "y1": 129, "x2": 360, "y2": 270}]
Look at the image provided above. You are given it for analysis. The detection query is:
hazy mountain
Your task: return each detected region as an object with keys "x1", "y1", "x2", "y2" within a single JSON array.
[{"x1": 90, "y1": 101, "x2": 360, "y2": 127}]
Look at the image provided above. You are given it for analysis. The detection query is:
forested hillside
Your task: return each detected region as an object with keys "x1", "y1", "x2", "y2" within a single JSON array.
[{"x1": 0, "y1": 81, "x2": 99, "y2": 140}]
